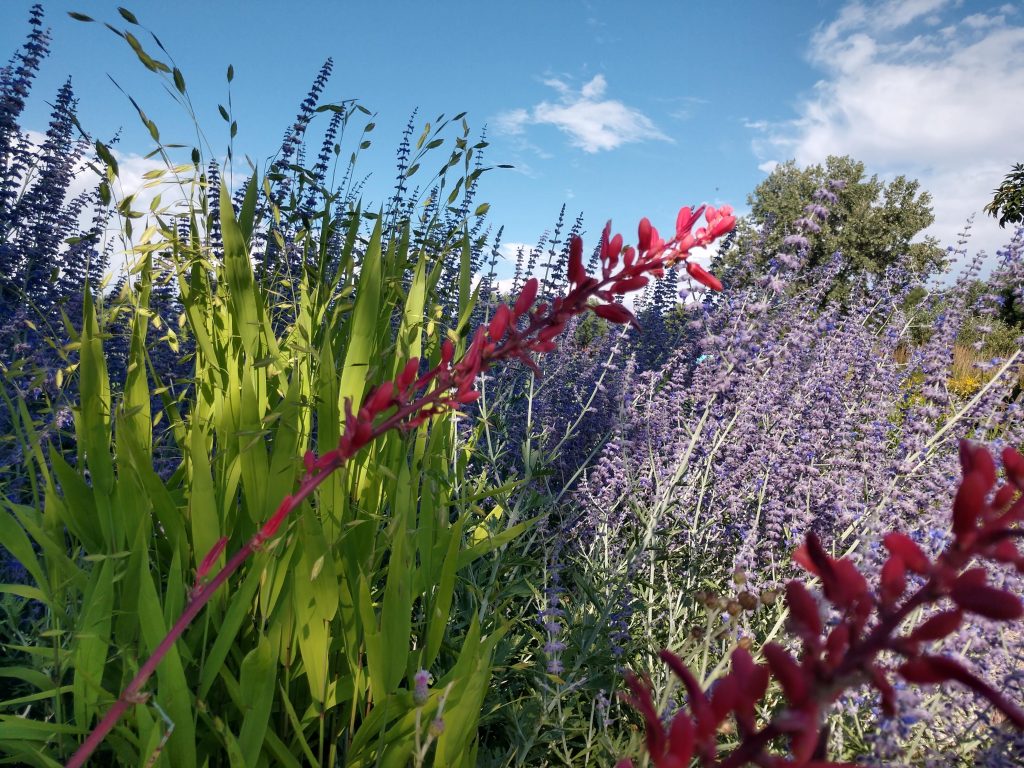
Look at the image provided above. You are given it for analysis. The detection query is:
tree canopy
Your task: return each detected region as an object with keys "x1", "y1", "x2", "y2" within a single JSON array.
[
  {"x1": 720, "y1": 156, "x2": 945, "y2": 287},
  {"x1": 984, "y1": 162, "x2": 1024, "y2": 229}
]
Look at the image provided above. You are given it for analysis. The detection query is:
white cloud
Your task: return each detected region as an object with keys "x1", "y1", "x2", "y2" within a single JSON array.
[
  {"x1": 750, "y1": 1, "x2": 1024, "y2": 263},
  {"x1": 494, "y1": 74, "x2": 670, "y2": 153}
]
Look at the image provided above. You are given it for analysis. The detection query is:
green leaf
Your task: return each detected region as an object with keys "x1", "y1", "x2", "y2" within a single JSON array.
[
  {"x1": 338, "y1": 216, "x2": 383, "y2": 414},
  {"x1": 72, "y1": 560, "x2": 113, "y2": 727},
  {"x1": 94, "y1": 141, "x2": 119, "y2": 176},
  {"x1": 136, "y1": 538, "x2": 196, "y2": 768},
  {"x1": 238, "y1": 634, "x2": 276, "y2": 766}
]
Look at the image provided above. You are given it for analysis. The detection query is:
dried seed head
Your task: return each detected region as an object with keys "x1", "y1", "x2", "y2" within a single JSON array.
[{"x1": 738, "y1": 591, "x2": 758, "y2": 611}]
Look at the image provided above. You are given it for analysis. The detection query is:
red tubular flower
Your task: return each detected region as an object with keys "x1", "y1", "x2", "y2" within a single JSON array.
[{"x1": 685, "y1": 261, "x2": 723, "y2": 291}]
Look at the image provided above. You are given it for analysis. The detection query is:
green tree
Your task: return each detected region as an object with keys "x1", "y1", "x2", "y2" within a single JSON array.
[
  {"x1": 984, "y1": 162, "x2": 1024, "y2": 228},
  {"x1": 722, "y1": 156, "x2": 944, "y2": 287}
]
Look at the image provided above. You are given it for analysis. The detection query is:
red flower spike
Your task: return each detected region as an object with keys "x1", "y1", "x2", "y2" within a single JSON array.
[
  {"x1": 686, "y1": 261, "x2": 724, "y2": 292},
  {"x1": 883, "y1": 532, "x2": 931, "y2": 574},
  {"x1": 908, "y1": 609, "x2": 963, "y2": 642},
  {"x1": 785, "y1": 581, "x2": 823, "y2": 637},
  {"x1": 489, "y1": 304, "x2": 512, "y2": 341},
  {"x1": 304, "y1": 449, "x2": 316, "y2": 476},
  {"x1": 568, "y1": 235, "x2": 585, "y2": 285},
  {"x1": 638, "y1": 217, "x2": 653, "y2": 253},
  {"x1": 514, "y1": 278, "x2": 539, "y2": 318},
  {"x1": 879, "y1": 554, "x2": 907, "y2": 605}
]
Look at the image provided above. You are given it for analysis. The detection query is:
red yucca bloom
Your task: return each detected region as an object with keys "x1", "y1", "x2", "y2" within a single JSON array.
[
  {"x1": 69, "y1": 204, "x2": 735, "y2": 768},
  {"x1": 619, "y1": 440, "x2": 1024, "y2": 768}
]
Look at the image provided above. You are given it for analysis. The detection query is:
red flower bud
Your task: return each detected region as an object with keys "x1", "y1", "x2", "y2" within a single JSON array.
[
  {"x1": 397, "y1": 357, "x2": 420, "y2": 391},
  {"x1": 365, "y1": 382, "x2": 396, "y2": 414},
  {"x1": 882, "y1": 532, "x2": 931, "y2": 574},
  {"x1": 676, "y1": 205, "x2": 704, "y2": 239},
  {"x1": 785, "y1": 581, "x2": 822, "y2": 637},
  {"x1": 514, "y1": 278, "x2": 539, "y2": 318},
  {"x1": 610, "y1": 276, "x2": 649, "y2": 294},
  {"x1": 489, "y1": 304, "x2": 512, "y2": 341},
  {"x1": 568, "y1": 235, "x2": 585, "y2": 285},
  {"x1": 638, "y1": 217, "x2": 653, "y2": 253},
  {"x1": 605, "y1": 233, "x2": 623, "y2": 264},
  {"x1": 685, "y1": 261, "x2": 723, "y2": 292},
  {"x1": 592, "y1": 302, "x2": 638, "y2": 327},
  {"x1": 1003, "y1": 446, "x2": 1024, "y2": 489},
  {"x1": 666, "y1": 712, "x2": 695, "y2": 765},
  {"x1": 951, "y1": 579, "x2": 1023, "y2": 620},
  {"x1": 440, "y1": 338, "x2": 455, "y2": 366},
  {"x1": 880, "y1": 554, "x2": 907, "y2": 605},
  {"x1": 908, "y1": 609, "x2": 963, "y2": 642},
  {"x1": 196, "y1": 536, "x2": 229, "y2": 581},
  {"x1": 763, "y1": 642, "x2": 809, "y2": 704},
  {"x1": 953, "y1": 470, "x2": 988, "y2": 538}
]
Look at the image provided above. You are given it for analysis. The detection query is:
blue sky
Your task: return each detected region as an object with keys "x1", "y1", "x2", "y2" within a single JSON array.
[{"x1": 3, "y1": 0, "x2": 1022, "y2": 277}]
